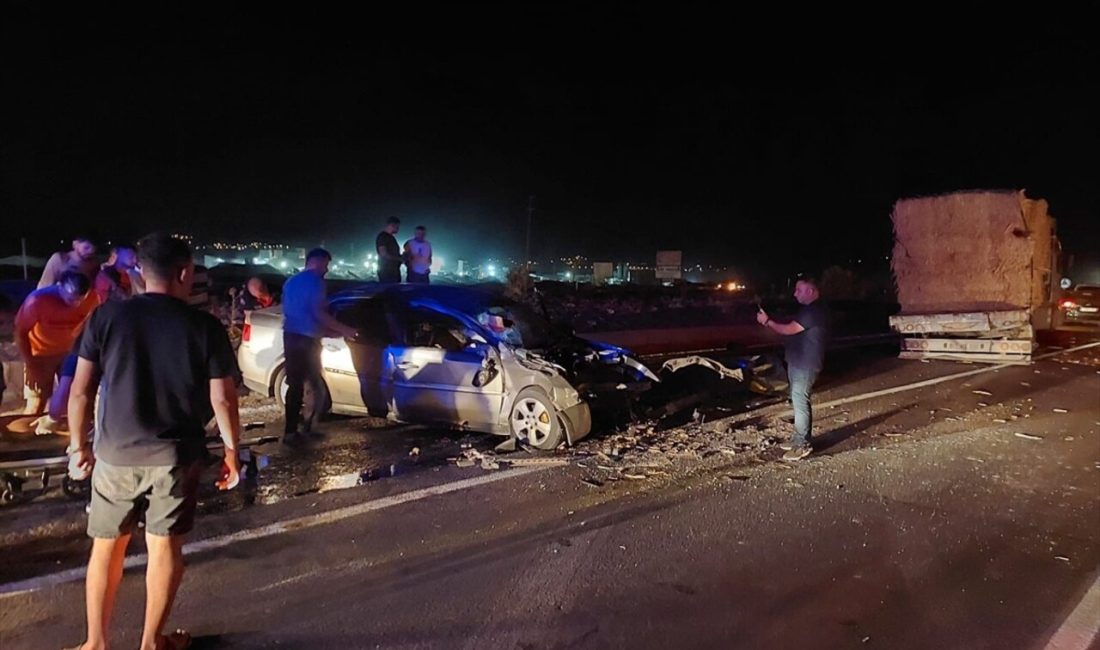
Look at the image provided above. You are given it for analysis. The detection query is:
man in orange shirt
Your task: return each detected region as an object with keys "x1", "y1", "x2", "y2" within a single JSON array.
[{"x1": 15, "y1": 270, "x2": 99, "y2": 415}]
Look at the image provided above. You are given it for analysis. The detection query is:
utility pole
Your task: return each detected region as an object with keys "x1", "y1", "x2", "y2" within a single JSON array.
[{"x1": 525, "y1": 195, "x2": 535, "y2": 270}]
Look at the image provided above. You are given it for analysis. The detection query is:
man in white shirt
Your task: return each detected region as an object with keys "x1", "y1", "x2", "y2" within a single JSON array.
[{"x1": 403, "y1": 225, "x2": 433, "y2": 284}]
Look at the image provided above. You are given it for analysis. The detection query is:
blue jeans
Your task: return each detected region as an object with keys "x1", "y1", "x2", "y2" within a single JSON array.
[{"x1": 788, "y1": 366, "x2": 819, "y2": 447}]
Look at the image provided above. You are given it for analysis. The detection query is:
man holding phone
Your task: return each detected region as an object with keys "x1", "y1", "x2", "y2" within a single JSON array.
[{"x1": 757, "y1": 277, "x2": 830, "y2": 461}]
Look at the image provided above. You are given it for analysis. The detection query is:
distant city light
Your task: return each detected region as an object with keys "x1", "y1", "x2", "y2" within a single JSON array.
[
  {"x1": 564, "y1": 271, "x2": 572, "y2": 280},
  {"x1": 280, "y1": 261, "x2": 288, "y2": 269}
]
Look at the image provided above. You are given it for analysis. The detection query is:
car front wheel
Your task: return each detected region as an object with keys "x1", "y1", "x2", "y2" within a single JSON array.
[{"x1": 509, "y1": 387, "x2": 563, "y2": 450}]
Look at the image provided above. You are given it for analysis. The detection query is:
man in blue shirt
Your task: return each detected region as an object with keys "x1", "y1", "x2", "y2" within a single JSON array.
[
  {"x1": 757, "y1": 277, "x2": 830, "y2": 461},
  {"x1": 281, "y1": 248, "x2": 357, "y2": 441}
]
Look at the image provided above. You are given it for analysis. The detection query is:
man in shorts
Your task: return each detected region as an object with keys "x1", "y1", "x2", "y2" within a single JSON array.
[
  {"x1": 67, "y1": 232, "x2": 242, "y2": 650},
  {"x1": 14, "y1": 269, "x2": 98, "y2": 415}
]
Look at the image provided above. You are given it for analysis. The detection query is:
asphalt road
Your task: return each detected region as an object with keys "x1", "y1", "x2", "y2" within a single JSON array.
[{"x1": 1, "y1": 342, "x2": 1098, "y2": 649}]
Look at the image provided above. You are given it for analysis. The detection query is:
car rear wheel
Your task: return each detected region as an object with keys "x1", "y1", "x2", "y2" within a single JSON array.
[
  {"x1": 272, "y1": 367, "x2": 331, "y2": 415},
  {"x1": 509, "y1": 387, "x2": 563, "y2": 450},
  {"x1": 273, "y1": 367, "x2": 289, "y2": 408}
]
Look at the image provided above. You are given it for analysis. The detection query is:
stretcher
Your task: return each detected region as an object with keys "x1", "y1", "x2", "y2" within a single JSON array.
[{"x1": 0, "y1": 419, "x2": 275, "y2": 506}]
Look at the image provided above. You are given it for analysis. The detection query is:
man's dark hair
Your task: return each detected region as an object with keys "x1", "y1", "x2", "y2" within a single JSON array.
[
  {"x1": 796, "y1": 275, "x2": 819, "y2": 287},
  {"x1": 306, "y1": 248, "x2": 332, "y2": 263},
  {"x1": 58, "y1": 269, "x2": 91, "y2": 294},
  {"x1": 415, "y1": 225, "x2": 426, "y2": 231},
  {"x1": 138, "y1": 232, "x2": 193, "y2": 281},
  {"x1": 386, "y1": 216, "x2": 401, "y2": 226}
]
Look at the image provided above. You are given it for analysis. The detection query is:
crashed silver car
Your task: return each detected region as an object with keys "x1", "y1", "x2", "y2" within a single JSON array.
[{"x1": 238, "y1": 285, "x2": 659, "y2": 449}]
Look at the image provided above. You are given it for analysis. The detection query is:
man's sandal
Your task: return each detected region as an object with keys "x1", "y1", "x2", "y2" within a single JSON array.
[{"x1": 157, "y1": 630, "x2": 192, "y2": 650}]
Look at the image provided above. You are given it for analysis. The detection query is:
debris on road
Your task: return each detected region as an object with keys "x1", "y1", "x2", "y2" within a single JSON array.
[
  {"x1": 451, "y1": 447, "x2": 500, "y2": 470},
  {"x1": 972, "y1": 390, "x2": 993, "y2": 396},
  {"x1": 1014, "y1": 432, "x2": 1043, "y2": 441},
  {"x1": 508, "y1": 457, "x2": 570, "y2": 468},
  {"x1": 1052, "y1": 408, "x2": 1069, "y2": 413},
  {"x1": 564, "y1": 412, "x2": 792, "y2": 489}
]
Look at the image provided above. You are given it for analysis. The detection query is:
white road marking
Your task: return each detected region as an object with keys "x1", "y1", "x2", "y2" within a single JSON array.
[
  {"x1": 811, "y1": 341, "x2": 1100, "y2": 412},
  {"x1": 0, "y1": 466, "x2": 546, "y2": 598},
  {"x1": 1043, "y1": 569, "x2": 1100, "y2": 650}
]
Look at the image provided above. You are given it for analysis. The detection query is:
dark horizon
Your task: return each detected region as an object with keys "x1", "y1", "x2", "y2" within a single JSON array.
[{"x1": 3, "y1": 8, "x2": 1097, "y2": 277}]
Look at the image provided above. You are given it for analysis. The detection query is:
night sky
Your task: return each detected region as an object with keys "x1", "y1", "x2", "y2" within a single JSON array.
[{"x1": 3, "y1": 7, "x2": 1097, "y2": 278}]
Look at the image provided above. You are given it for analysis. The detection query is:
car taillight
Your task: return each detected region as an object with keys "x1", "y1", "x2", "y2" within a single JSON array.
[
  {"x1": 1059, "y1": 299, "x2": 1078, "y2": 310},
  {"x1": 242, "y1": 323, "x2": 251, "y2": 342}
]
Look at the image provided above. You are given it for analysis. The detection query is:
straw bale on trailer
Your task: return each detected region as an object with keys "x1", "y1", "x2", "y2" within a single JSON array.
[{"x1": 890, "y1": 190, "x2": 1053, "y2": 314}]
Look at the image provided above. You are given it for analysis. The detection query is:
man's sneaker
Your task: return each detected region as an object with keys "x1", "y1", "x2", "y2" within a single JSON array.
[
  {"x1": 779, "y1": 439, "x2": 807, "y2": 451},
  {"x1": 782, "y1": 444, "x2": 813, "y2": 461}
]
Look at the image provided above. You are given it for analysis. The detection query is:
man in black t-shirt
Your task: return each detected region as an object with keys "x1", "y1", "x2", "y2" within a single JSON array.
[
  {"x1": 757, "y1": 276, "x2": 831, "y2": 461},
  {"x1": 67, "y1": 232, "x2": 242, "y2": 650},
  {"x1": 375, "y1": 215, "x2": 403, "y2": 284}
]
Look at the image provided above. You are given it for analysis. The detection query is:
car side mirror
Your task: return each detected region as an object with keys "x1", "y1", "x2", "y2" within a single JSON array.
[{"x1": 474, "y1": 355, "x2": 498, "y2": 386}]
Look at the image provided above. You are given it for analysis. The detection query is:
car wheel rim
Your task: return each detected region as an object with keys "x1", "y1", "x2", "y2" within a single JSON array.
[
  {"x1": 512, "y1": 398, "x2": 552, "y2": 445},
  {"x1": 279, "y1": 374, "x2": 289, "y2": 403}
]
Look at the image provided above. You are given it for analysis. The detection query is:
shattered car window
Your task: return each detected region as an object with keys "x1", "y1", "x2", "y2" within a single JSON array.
[{"x1": 479, "y1": 300, "x2": 558, "y2": 350}]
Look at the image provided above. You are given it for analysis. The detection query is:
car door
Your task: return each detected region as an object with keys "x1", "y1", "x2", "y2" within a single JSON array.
[
  {"x1": 325, "y1": 296, "x2": 394, "y2": 414},
  {"x1": 319, "y1": 335, "x2": 363, "y2": 411},
  {"x1": 389, "y1": 307, "x2": 504, "y2": 431}
]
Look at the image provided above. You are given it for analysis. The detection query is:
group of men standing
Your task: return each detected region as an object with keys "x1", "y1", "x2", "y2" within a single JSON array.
[
  {"x1": 6, "y1": 233, "x2": 241, "y2": 649},
  {"x1": 14, "y1": 237, "x2": 145, "y2": 428},
  {"x1": 277, "y1": 215, "x2": 435, "y2": 441},
  {"x1": 374, "y1": 216, "x2": 433, "y2": 284}
]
